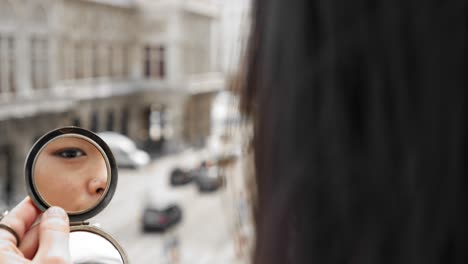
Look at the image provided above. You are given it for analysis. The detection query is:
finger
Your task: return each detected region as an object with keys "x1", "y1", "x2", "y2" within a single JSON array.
[
  {"x1": 0, "y1": 197, "x2": 40, "y2": 248},
  {"x1": 34, "y1": 207, "x2": 70, "y2": 263},
  {"x1": 0, "y1": 250, "x2": 29, "y2": 264},
  {"x1": 19, "y1": 222, "x2": 39, "y2": 260}
]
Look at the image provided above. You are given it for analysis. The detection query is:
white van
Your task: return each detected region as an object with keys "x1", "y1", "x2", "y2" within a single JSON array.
[{"x1": 98, "y1": 132, "x2": 150, "y2": 169}]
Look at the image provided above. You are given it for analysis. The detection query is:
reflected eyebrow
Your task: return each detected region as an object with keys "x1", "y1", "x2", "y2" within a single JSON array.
[
  {"x1": 44, "y1": 143, "x2": 84, "y2": 153},
  {"x1": 45, "y1": 139, "x2": 94, "y2": 152}
]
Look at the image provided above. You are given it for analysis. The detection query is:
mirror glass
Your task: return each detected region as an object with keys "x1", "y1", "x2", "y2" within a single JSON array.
[
  {"x1": 70, "y1": 231, "x2": 124, "y2": 264},
  {"x1": 32, "y1": 135, "x2": 109, "y2": 213}
]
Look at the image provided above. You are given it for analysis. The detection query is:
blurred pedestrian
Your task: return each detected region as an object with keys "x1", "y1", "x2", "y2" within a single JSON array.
[
  {"x1": 162, "y1": 232, "x2": 180, "y2": 264},
  {"x1": 241, "y1": 0, "x2": 468, "y2": 263},
  {"x1": 234, "y1": 191, "x2": 250, "y2": 258}
]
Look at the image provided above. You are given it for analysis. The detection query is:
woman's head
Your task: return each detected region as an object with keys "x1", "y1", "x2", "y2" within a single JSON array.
[
  {"x1": 243, "y1": 0, "x2": 468, "y2": 263},
  {"x1": 34, "y1": 136, "x2": 108, "y2": 213}
]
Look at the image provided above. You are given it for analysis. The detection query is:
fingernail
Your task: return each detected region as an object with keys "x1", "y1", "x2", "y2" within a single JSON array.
[{"x1": 44, "y1": 207, "x2": 67, "y2": 220}]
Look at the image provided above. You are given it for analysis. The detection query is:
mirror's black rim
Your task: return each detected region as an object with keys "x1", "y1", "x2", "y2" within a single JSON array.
[
  {"x1": 24, "y1": 126, "x2": 118, "y2": 222},
  {"x1": 31, "y1": 133, "x2": 113, "y2": 216}
]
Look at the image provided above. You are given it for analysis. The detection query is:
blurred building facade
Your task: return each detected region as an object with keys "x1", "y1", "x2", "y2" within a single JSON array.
[
  {"x1": 0, "y1": 0, "x2": 224, "y2": 206},
  {"x1": 219, "y1": 0, "x2": 250, "y2": 76}
]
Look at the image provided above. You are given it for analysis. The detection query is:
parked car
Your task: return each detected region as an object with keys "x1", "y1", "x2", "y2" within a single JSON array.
[
  {"x1": 170, "y1": 168, "x2": 193, "y2": 186},
  {"x1": 141, "y1": 204, "x2": 182, "y2": 232},
  {"x1": 97, "y1": 132, "x2": 150, "y2": 169},
  {"x1": 192, "y1": 161, "x2": 222, "y2": 193}
]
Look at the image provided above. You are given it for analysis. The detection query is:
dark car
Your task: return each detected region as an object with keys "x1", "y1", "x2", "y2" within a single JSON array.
[
  {"x1": 170, "y1": 168, "x2": 193, "y2": 186},
  {"x1": 141, "y1": 205, "x2": 182, "y2": 232},
  {"x1": 195, "y1": 174, "x2": 222, "y2": 192},
  {"x1": 192, "y1": 162, "x2": 222, "y2": 193}
]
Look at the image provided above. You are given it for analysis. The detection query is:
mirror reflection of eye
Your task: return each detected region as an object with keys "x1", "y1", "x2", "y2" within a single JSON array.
[{"x1": 53, "y1": 148, "x2": 87, "y2": 159}]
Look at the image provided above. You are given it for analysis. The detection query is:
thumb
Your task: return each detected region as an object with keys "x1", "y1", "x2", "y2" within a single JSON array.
[{"x1": 33, "y1": 207, "x2": 71, "y2": 264}]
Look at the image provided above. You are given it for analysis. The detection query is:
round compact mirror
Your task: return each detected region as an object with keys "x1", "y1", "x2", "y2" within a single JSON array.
[
  {"x1": 33, "y1": 135, "x2": 109, "y2": 213},
  {"x1": 24, "y1": 127, "x2": 127, "y2": 263},
  {"x1": 25, "y1": 127, "x2": 117, "y2": 220},
  {"x1": 70, "y1": 227, "x2": 126, "y2": 264}
]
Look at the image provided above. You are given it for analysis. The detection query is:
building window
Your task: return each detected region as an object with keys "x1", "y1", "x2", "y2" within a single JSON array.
[
  {"x1": 91, "y1": 111, "x2": 99, "y2": 132},
  {"x1": 8, "y1": 38, "x2": 15, "y2": 93},
  {"x1": 114, "y1": 46, "x2": 124, "y2": 78},
  {"x1": 61, "y1": 39, "x2": 74, "y2": 80},
  {"x1": 123, "y1": 45, "x2": 129, "y2": 78},
  {"x1": 31, "y1": 38, "x2": 37, "y2": 88},
  {"x1": 144, "y1": 46, "x2": 151, "y2": 78},
  {"x1": 121, "y1": 107, "x2": 129, "y2": 135},
  {"x1": 75, "y1": 43, "x2": 83, "y2": 79},
  {"x1": 106, "y1": 110, "x2": 115, "y2": 131},
  {"x1": 99, "y1": 45, "x2": 106, "y2": 78},
  {"x1": 83, "y1": 43, "x2": 92, "y2": 79},
  {"x1": 0, "y1": 36, "x2": 16, "y2": 94},
  {"x1": 0, "y1": 146, "x2": 13, "y2": 204},
  {"x1": 144, "y1": 45, "x2": 165, "y2": 79},
  {"x1": 60, "y1": 39, "x2": 68, "y2": 80},
  {"x1": 72, "y1": 117, "x2": 81, "y2": 127},
  {"x1": 149, "y1": 105, "x2": 171, "y2": 142},
  {"x1": 92, "y1": 43, "x2": 99, "y2": 78},
  {"x1": 31, "y1": 37, "x2": 49, "y2": 89},
  {"x1": 158, "y1": 46, "x2": 165, "y2": 78},
  {"x1": 98, "y1": 44, "x2": 112, "y2": 78},
  {"x1": 110, "y1": 45, "x2": 126, "y2": 78},
  {"x1": 108, "y1": 45, "x2": 113, "y2": 78}
]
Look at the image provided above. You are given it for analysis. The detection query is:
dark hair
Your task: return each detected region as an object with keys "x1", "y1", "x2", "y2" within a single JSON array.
[{"x1": 242, "y1": 0, "x2": 468, "y2": 263}]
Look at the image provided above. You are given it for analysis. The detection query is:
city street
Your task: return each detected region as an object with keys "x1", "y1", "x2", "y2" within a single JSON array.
[
  {"x1": 0, "y1": 1, "x2": 251, "y2": 263},
  {"x1": 92, "y1": 149, "x2": 244, "y2": 264}
]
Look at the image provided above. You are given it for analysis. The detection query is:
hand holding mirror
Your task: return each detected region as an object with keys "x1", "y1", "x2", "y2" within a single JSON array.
[{"x1": 25, "y1": 127, "x2": 127, "y2": 264}]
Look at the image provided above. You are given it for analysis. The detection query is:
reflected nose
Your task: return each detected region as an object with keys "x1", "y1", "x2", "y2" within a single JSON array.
[{"x1": 87, "y1": 177, "x2": 106, "y2": 196}]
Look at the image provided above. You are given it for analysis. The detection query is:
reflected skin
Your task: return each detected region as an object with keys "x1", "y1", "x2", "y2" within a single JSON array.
[{"x1": 34, "y1": 136, "x2": 108, "y2": 213}]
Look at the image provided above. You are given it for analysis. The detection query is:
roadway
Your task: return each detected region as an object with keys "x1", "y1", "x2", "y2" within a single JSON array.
[{"x1": 92, "y1": 149, "x2": 245, "y2": 264}]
